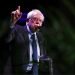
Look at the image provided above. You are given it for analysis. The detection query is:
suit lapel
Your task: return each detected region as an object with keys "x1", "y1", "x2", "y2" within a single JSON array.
[
  {"x1": 22, "y1": 25, "x2": 29, "y2": 44},
  {"x1": 36, "y1": 32, "x2": 44, "y2": 55}
]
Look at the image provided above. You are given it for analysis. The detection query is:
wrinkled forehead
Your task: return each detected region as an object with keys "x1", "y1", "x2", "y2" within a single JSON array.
[{"x1": 31, "y1": 13, "x2": 44, "y2": 21}]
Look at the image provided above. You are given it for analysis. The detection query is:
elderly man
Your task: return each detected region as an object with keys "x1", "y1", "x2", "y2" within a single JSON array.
[{"x1": 6, "y1": 6, "x2": 45, "y2": 75}]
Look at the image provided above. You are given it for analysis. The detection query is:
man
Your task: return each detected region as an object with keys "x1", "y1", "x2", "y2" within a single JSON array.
[{"x1": 6, "y1": 6, "x2": 46, "y2": 75}]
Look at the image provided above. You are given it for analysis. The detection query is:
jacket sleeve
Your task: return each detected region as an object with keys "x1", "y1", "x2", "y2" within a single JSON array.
[{"x1": 5, "y1": 23, "x2": 16, "y2": 43}]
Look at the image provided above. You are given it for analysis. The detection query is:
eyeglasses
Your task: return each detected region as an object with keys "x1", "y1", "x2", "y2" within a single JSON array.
[{"x1": 30, "y1": 17, "x2": 43, "y2": 23}]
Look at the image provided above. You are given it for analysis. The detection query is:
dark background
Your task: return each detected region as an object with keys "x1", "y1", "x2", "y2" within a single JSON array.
[{"x1": 0, "y1": 0, "x2": 75, "y2": 75}]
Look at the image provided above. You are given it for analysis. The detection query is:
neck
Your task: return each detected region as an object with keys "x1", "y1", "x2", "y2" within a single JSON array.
[{"x1": 26, "y1": 24, "x2": 37, "y2": 34}]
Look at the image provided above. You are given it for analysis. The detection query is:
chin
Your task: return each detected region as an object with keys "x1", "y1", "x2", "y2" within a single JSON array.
[{"x1": 34, "y1": 27, "x2": 40, "y2": 32}]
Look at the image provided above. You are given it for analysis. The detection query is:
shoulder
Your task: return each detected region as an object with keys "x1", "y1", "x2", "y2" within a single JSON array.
[
  {"x1": 15, "y1": 24, "x2": 24, "y2": 29},
  {"x1": 14, "y1": 24, "x2": 26, "y2": 32},
  {"x1": 37, "y1": 31, "x2": 44, "y2": 41}
]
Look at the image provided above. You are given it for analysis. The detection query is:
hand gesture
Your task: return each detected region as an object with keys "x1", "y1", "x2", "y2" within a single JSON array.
[{"x1": 11, "y1": 6, "x2": 22, "y2": 24}]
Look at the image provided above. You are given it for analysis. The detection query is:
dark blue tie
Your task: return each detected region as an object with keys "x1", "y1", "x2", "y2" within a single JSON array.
[
  {"x1": 31, "y1": 34, "x2": 39, "y2": 75},
  {"x1": 31, "y1": 34, "x2": 37, "y2": 61}
]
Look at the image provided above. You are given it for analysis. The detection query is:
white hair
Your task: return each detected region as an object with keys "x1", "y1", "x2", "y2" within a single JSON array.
[{"x1": 27, "y1": 9, "x2": 44, "y2": 21}]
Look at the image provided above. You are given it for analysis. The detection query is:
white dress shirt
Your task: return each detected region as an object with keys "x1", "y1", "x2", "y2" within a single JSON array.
[{"x1": 26, "y1": 25, "x2": 40, "y2": 71}]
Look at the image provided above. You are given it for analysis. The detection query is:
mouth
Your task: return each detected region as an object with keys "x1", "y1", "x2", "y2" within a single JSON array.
[{"x1": 34, "y1": 26, "x2": 42, "y2": 31}]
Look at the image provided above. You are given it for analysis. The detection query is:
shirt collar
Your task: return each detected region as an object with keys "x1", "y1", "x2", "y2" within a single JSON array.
[{"x1": 26, "y1": 24, "x2": 36, "y2": 35}]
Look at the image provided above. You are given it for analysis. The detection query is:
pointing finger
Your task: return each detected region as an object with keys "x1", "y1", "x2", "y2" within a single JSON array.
[{"x1": 17, "y1": 6, "x2": 20, "y2": 11}]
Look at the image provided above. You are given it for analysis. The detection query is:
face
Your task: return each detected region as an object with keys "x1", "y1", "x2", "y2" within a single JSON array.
[{"x1": 27, "y1": 14, "x2": 44, "y2": 32}]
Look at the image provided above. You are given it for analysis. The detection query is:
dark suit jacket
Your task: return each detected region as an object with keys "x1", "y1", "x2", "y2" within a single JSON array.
[{"x1": 6, "y1": 24, "x2": 45, "y2": 66}]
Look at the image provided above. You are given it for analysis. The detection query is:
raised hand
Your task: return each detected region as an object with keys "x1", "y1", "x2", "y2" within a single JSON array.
[{"x1": 11, "y1": 6, "x2": 22, "y2": 24}]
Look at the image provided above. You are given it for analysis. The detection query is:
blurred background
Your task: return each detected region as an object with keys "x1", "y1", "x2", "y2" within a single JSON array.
[{"x1": 0, "y1": 0, "x2": 75, "y2": 75}]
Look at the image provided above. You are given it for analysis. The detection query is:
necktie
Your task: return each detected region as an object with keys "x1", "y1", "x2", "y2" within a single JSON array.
[
  {"x1": 31, "y1": 34, "x2": 37, "y2": 61},
  {"x1": 31, "y1": 34, "x2": 39, "y2": 75}
]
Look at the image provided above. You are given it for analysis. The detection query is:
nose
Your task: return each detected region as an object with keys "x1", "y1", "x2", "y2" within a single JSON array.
[
  {"x1": 37, "y1": 24, "x2": 42, "y2": 27},
  {"x1": 36, "y1": 21, "x2": 39, "y2": 24}
]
